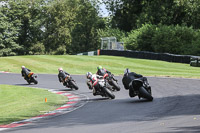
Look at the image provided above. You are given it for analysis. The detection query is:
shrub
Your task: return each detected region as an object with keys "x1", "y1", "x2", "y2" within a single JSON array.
[
  {"x1": 122, "y1": 24, "x2": 156, "y2": 51},
  {"x1": 29, "y1": 42, "x2": 45, "y2": 55},
  {"x1": 54, "y1": 45, "x2": 66, "y2": 55},
  {"x1": 123, "y1": 24, "x2": 200, "y2": 55}
]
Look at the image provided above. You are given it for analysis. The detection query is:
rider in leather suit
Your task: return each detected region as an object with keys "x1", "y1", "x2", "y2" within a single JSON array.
[
  {"x1": 21, "y1": 66, "x2": 31, "y2": 80},
  {"x1": 122, "y1": 68, "x2": 150, "y2": 97},
  {"x1": 96, "y1": 66, "x2": 111, "y2": 76},
  {"x1": 86, "y1": 72, "x2": 102, "y2": 96},
  {"x1": 58, "y1": 67, "x2": 70, "y2": 87}
]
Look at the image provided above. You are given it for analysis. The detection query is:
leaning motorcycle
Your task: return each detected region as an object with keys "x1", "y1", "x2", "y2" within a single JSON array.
[
  {"x1": 63, "y1": 75, "x2": 79, "y2": 90},
  {"x1": 103, "y1": 73, "x2": 121, "y2": 91},
  {"x1": 94, "y1": 78, "x2": 115, "y2": 99},
  {"x1": 25, "y1": 72, "x2": 38, "y2": 84},
  {"x1": 130, "y1": 77, "x2": 153, "y2": 101}
]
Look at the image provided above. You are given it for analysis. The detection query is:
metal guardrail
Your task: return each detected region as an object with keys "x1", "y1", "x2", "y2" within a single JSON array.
[{"x1": 76, "y1": 50, "x2": 100, "y2": 56}]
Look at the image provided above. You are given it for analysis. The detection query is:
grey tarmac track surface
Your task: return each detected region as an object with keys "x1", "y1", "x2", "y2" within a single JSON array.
[{"x1": 1, "y1": 73, "x2": 200, "y2": 133}]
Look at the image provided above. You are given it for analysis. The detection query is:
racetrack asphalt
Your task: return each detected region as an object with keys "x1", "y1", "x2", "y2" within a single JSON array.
[{"x1": 0, "y1": 73, "x2": 200, "y2": 133}]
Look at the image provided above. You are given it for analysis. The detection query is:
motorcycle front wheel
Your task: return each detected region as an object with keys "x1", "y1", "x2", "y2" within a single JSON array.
[
  {"x1": 33, "y1": 78, "x2": 38, "y2": 84},
  {"x1": 110, "y1": 80, "x2": 120, "y2": 91}
]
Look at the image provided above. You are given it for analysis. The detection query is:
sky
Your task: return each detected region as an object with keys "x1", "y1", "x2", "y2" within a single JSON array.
[{"x1": 99, "y1": 2, "x2": 109, "y2": 17}]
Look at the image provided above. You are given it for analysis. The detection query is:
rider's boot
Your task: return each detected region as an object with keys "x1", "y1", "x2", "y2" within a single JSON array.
[
  {"x1": 63, "y1": 82, "x2": 66, "y2": 86},
  {"x1": 93, "y1": 88, "x2": 97, "y2": 96},
  {"x1": 129, "y1": 88, "x2": 136, "y2": 97}
]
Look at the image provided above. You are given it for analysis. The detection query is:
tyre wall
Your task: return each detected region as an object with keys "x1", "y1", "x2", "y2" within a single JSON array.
[{"x1": 100, "y1": 50, "x2": 192, "y2": 64}]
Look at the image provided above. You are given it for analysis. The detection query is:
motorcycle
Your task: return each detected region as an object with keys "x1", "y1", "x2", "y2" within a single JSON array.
[
  {"x1": 130, "y1": 77, "x2": 153, "y2": 101},
  {"x1": 63, "y1": 75, "x2": 79, "y2": 90},
  {"x1": 94, "y1": 77, "x2": 115, "y2": 99},
  {"x1": 25, "y1": 72, "x2": 38, "y2": 84},
  {"x1": 103, "y1": 73, "x2": 121, "y2": 91}
]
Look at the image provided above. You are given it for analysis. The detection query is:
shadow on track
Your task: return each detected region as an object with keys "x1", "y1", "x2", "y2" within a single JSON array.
[
  {"x1": 161, "y1": 125, "x2": 200, "y2": 133},
  {"x1": 52, "y1": 88, "x2": 75, "y2": 91},
  {"x1": 88, "y1": 97, "x2": 109, "y2": 101},
  {"x1": 4, "y1": 94, "x2": 200, "y2": 133},
  {"x1": 14, "y1": 84, "x2": 34, "y2": 86}
]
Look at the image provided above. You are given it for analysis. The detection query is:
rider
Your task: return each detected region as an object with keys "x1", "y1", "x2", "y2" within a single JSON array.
[
  {"x1": 86, "y1": 72, "x2": 102, "y2": 96},
  {"x1": 96, "y1": 65, "x2": 111, "y2": 76},
  {"x1": 58, "y1": 67, "x2": 70, "y2": 87},
  {"x1": 21, "y1": 66, "x2": 31, "y2": 80},
  {"x1": 122, "y1": 68, "x2": 151, "y2": 97}
]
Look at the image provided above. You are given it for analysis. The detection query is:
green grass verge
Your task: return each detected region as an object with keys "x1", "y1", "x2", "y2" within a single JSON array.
[
  {"x1": 0, "y1": 55, "x2": 200, "y2": 78},
  {"x1": 0, "y1": 85, "x2": 68, "y2": 125}
]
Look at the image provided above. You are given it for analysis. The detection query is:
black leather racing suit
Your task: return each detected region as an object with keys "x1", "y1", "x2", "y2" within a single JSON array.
[
  {"x1": 21, "y1": 68, "x2": 31, "y2": 80},
  {"x1": 122, "y1": 72, "x2": 148, "y2": 97},
  {"x1": 96, "y1": 68, "x2": 110, "y2": 76},
  {"x1": 58, "y1": 70, "x2": 70, "y2": 86}
]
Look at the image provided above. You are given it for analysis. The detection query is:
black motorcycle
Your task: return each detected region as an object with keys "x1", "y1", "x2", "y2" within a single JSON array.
[
  {"x1": 63, "y1": 75, "x2": 79, "y2": 90},
  {"x1": 130, "y1": 77, "x2": 153, "y2": 101},
  {"x1": 95, "y1": 77, "x2": 115, "y2": 99},
  {"x1": 25, "y1": 72, "x2": 38, "y2": 84},
  {"x1": 103, "y1": 73, "x2": 121, "y2": 91}
]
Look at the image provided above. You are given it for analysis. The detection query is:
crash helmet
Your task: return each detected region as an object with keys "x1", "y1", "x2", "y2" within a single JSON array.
[
  {"x1": 86, "y1": 72, "x2": 92, "y2": 79},
  {"x1": 97, "y1": 65, "x2": 103, "y2": 70},
  {"x1": 21, "y1": 66, "x2": 25, "y2": 69},
  {"x1": 58, "y1": 67, "x2": 63, "y2": 71},
  {"x1": 124, "y1": 68, "x2": 130, "y2": 74}
]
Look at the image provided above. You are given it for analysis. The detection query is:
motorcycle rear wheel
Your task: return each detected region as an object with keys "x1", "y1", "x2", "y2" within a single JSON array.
[
  {"x1": 103, "y1": 87, "x2": 115, "y2": 99},
  {"x1": 139, "y1": 87, "x2": 153, "y2": 101},
  {"x1": 27, "y1": 80, "x2": 31, "y2": 84},
  {"x1": 70, "y1": 80, "x2": 79, "y2": 90}
]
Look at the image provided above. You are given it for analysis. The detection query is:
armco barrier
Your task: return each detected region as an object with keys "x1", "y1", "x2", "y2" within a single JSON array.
[
  {"x1": 77, "y1": 50, "x2": 100, "y2": 56},
  {"x1": 99, "y1": 50, "x2": 192, "y2": 64}
]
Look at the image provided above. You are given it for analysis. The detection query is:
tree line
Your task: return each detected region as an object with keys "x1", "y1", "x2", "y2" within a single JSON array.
[
  {"x1": 1, "y1": 0, "x2": 200, "y2": 56},
  {"x1": 103, "y1": 0, "x2": 200, "y2": 55},
  {"x1": 0, "y1": 0, "x2": 104, "y2": 56}
]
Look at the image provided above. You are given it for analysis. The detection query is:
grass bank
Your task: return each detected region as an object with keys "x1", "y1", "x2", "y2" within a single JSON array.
[
  {"x1": 0, "y1": 85, "x2": 68, "y2": 125},
  {"x1": 0, "y1": 55, "x2": 200, "y2": 78}
]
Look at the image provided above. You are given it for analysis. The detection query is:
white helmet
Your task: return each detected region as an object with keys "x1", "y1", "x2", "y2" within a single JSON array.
[
  {"x1": 124, "y1": 68, "x2": 130, "y2": 74},
  {"x1": 58, "y1": 67, "x2": 63, "y2": 71},
  {"x1": 21, "y1": 66, "x2": 25, "y2": 69},
  {"x1": 86, "y1": 72, "x2": 92, "y2": 79}
]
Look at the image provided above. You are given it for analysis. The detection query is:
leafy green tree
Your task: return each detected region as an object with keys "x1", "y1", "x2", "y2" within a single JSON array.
[
  {"x1": 138, "y1": 0, "x2": 175, "y2": 27},
  {"x1": 104, "y1": 0, "x2": 200, "y2": 31},
  {"x1": 43, "y1": 0, "x2": 78, "y2": 54},
  {"x1": 1, "y1": 0, "x2": 46, "y2": 55},
  {"x1": 70, "y1": 0, "x2": 105, "y2": 53},
  {"x1": 103, "y1": 0, "x2": 144, "y2": 32},
  {"x1": 0, "y1": 4, "x2": 22, "y2": 56},
  {"x1": 173, "y1": 0, "x2": 200, "y2": 29}
]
